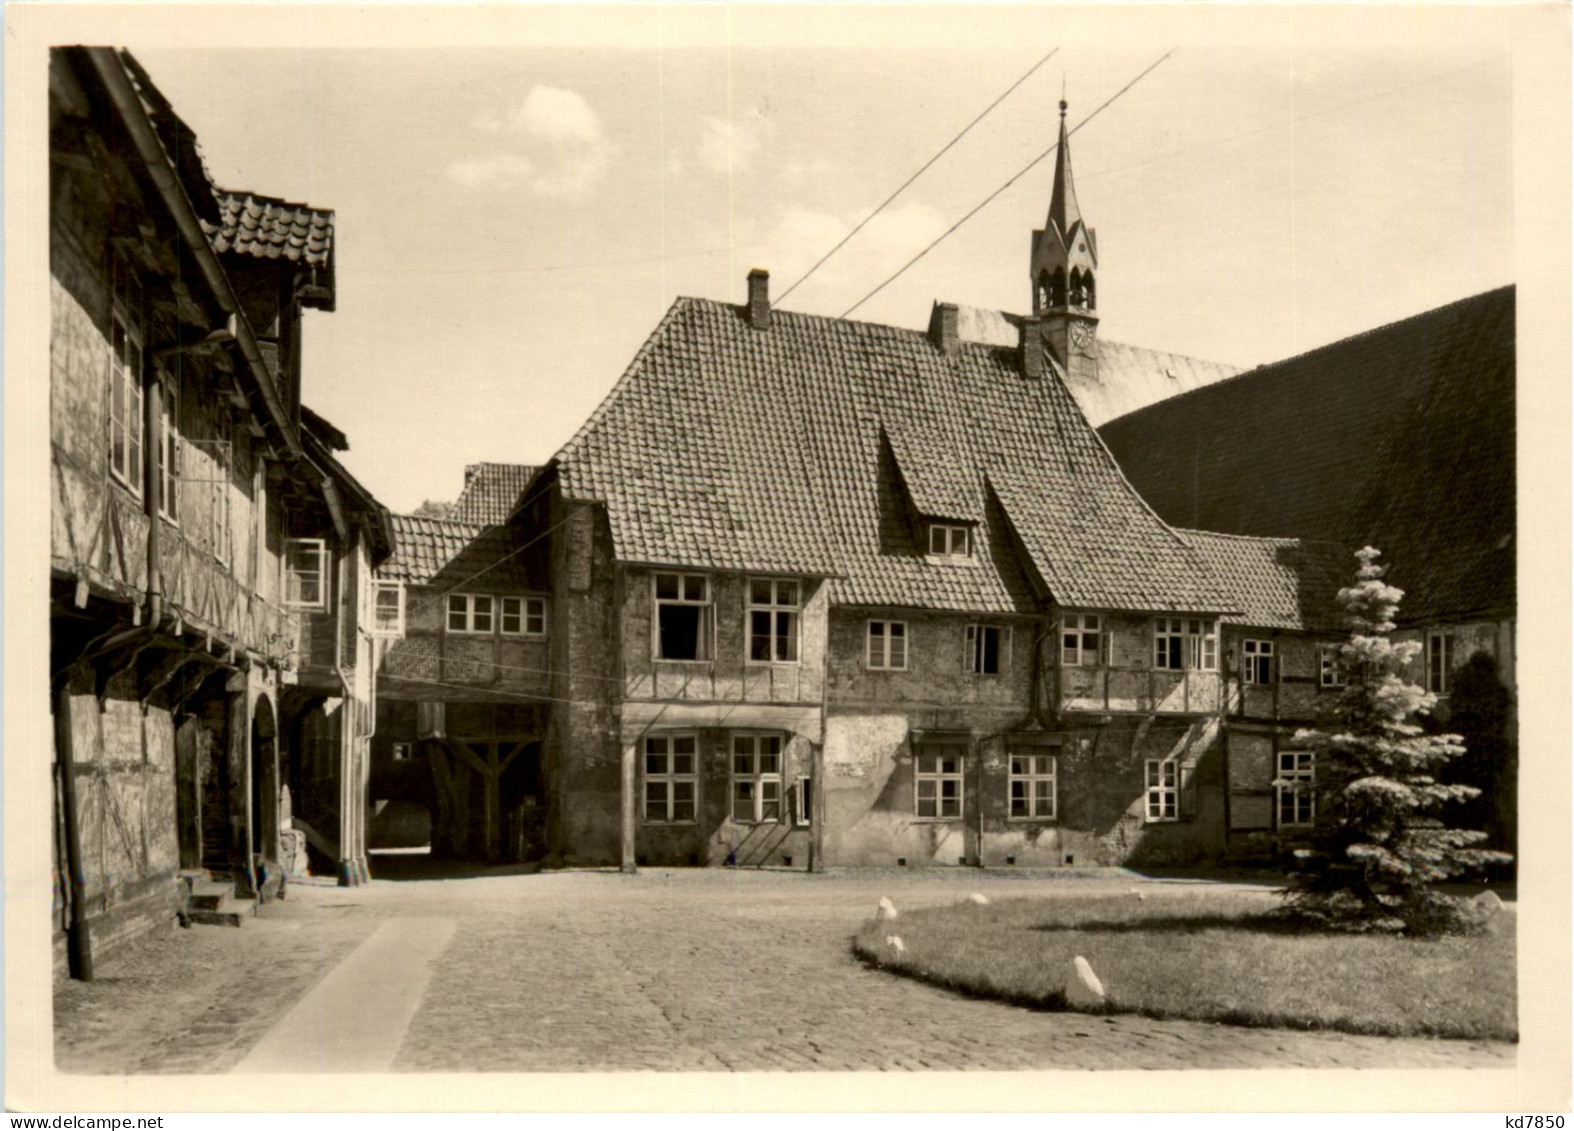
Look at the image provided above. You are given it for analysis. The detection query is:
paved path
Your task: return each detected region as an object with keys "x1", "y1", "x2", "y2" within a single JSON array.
[{"x1": 58, "y1": 866, "x2": 1515, "y2": 1073}]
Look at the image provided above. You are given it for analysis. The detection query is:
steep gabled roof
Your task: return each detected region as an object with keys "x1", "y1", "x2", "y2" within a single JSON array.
[
  {"x1": 1100, "y1": 286, "x2": 1515, "y2": 625},
  {"x1": 1176, "y1": 530, "x2": 1350, "y2": 632},
  {"x1": 555, "y1": 297, "x2": 1236, "y2": 615},
  {"x1": 453, "y1": 462, "x2": 538, "y2": 525},
  {"x1": 208, "y1": 191, "x2": 336, "y2": 310},
  {"x1": 381, "y1": 515, "x2": 533, "y2": 590}
]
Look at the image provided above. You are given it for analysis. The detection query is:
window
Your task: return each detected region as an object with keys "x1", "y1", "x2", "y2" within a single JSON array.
[
  {"x1": 927, "y1": 524, "x2": 972, "y2": 557},
  {"x1": 1319, "y1": 646, "x2": 1348, "y2": 688},
  {"x1": 447, "y1": 594, "x2": 495, "y2": 634},
  {"x1": 654, "y1": 572, "x2": 711, "y2": 661},
  {"x1": 748, "y1": 578, "x2": 801, "y2": 664},
  {"x1": 964, "y1": 624, "x2": 1007, "y2": 675},
  {"x1": 157, "y1": 372, "x2": 180, "y2": 522},
  {"x1": 1061, "y1": 613, "x2": 1103, "y2": 667},
  {"x1": 1276, "y1": 749, "x2": 1315, "y2": 828},
  {"x1": 1009, "y1": 750, "x2": 1057, "y2": 820},
  {"x1": 794, "y1": 776, "x2": 813, "y2": 827},
  {"x1": 644, "y1": 734, "x2": 698, "y2": 824},
  {"x1": 1155, "y1": 618, "x2": 1217, "y2": 671},
  {"x1": 1243, "y1": 639, "x2": 1274, "y2": 685},
  {"x1": 915, "y1": 745, "x2": 964, "y2": 819},
  {"x1": 390, "y1": 742, "x2": 413, "y2": 762},
  {"x1": 731, "y1": 734, "x2": 783, "y2": 823},
  {"x1": 867, "y1": 620, "x2": 908, "y2": 670},
  {"x1": 284, "y1": 538, "x2": 328, "y2": 609},
  {"x1": 212, "y1": 413, "x2": 232, "y2": 565},
  {"x1": 372, "y1": 582, "x2": 405, "y2": 637},
  {"x1": 1144, "y1": 760, "x2": 1178, "y2": 821},
  {"x1": 107, "y1": 313, "x2": 145, "y2": 494},
  {"x1": 501, "y1": 596, "x2": 547, "y2": 637},
  {"x1": 1427, "y1": 631, "x2": 1454, "y2": 694}
]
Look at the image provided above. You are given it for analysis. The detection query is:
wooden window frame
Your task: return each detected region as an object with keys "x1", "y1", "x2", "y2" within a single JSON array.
[
  {"x1": 1008, "y1": 749, "x2": 1058, "y2": 821},
  {"x1": 1144, "y1": 759, "x2": 1179, "y2": 822},
  {"x1": 371, "y1": 581, "x2": 406, "y2": 637},
  {"x1": 1155, "y1": 618, "x2": 1217, "y2": 671},
  {"x1": 283, "y1": 537, "x2": 329, "y2": 610},
  {"x1": 1427, "y1": 630, "x2": 1455, "y2": 695},
  {"x1": 1061, "y1": 612, "x2": 1103, "y2": 667},
  {"x1": 156, "y1": 369, "x2": 180, "y2": 525},
  {"x1": 653, "y1": 572, "x2": 712, "y2": 662},
  {"x1": 747, "y1": 578, "x2": 802, "y2": 665},
  {"x1": 964, "y1": 623, "x2": 1009, "y2": 676},
  {"x1": 1319, "y1": 646, "x2": 1348, "y2": 688},
  {"x1": 106, "y1": 308, "x2": 145, "y2": 498},
  {"x1": 794, "y1": 776, "x2": 813, "y2": 827},
  {"x1": 643, "y1": 733, "x2": 699, "y2": 825},
  {"x1": 730, "y1": 733, "x2": 784, "y2": 824},
  {"x1": 867, "y1": 619, "x2": 908, "y2": 671},
  {"x1": 927, "y1": 523, "x2": 973, "y2": 558},
  {"x1": 1276, "y1": 749, "x2": 1315, "y2": 828},
  {"x1": 447, "y1": 593, "x2": 496, "y2": 634},
  {"x1": 500, "y1": 595, "x2": 548, "y2": 638},
  {"x1": 914, "y1": 745, "x2": 965, "y2": 820},
  {"x1": 1243, "y1": 638, "x2": 1275, "y2": 685}
]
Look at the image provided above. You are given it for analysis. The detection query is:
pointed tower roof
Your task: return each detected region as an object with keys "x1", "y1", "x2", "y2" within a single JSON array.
[{"x1": 1046, "y1": 99, "x2": 1084, "y2": 242}]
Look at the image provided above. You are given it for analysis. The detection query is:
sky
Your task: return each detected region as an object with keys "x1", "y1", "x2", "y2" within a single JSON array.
[{"x1": 121, "y1": 7, "x2": 1517, "y2": 514}]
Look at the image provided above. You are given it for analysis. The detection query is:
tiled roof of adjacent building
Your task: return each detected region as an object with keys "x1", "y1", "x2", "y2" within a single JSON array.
[
  {"x1": 553, "y1": 297, "x2": 1237, "y2": 616},
  {"x1": 210, "y1": 192, "x2": 334, "y2": 269},
  {"x1": 948, "y1": 305, "x2": 1244, "y2": 426},
  {"x1": 1176, "y1": 530, "x2": 1351, "y2": 633},
  {"x1": 453, "y1": 462, "x2": 538, "y2": 525},
  {"x1": 1100, "y1": 286, "x2": 1515, "y2": 625},
  {"x1": 381, "y1": 515, "x2": 535, "y2": 591}
]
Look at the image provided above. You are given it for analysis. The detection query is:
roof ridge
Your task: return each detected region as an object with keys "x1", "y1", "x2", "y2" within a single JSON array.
[
  {"x1": 216, "y1": 188, "x2": 335, "y2": 217},
  {"x1": 1103, "y1": 284, "x2": 1516, "y2": 430},
  {"x1": 1174, "y1": 527, "x2": 1348, "y2": 551},
  {"x1": 1100, "y1": 336, "x2": 1245, "y2": 372},
  {"x1": 391, "y1": 513, "x2": 487, "y2": 532}
]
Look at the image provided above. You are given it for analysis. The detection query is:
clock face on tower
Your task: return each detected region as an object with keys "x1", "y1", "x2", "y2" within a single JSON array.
[{"x1": 1069, "y1": 322, "x2": 1094, "y2": 357}]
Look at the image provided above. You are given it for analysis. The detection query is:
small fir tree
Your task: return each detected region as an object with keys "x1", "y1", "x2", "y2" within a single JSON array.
[{"x1": 1283, "y1": 547, "x2": 1512, "y2": 933}]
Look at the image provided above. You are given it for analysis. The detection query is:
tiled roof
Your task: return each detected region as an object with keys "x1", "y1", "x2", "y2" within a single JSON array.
[
  {"x1": 1101, "y1": 287, "x2": 1515, "y2": 625},
  {"x1": 117, "y1": 51, "x2": 222, "y2": 225},
  {"x1": 380, "y1": 514, "x2": 535, "y2": 591},
  {"x1": 554, "y1": 297, "x2": 1237, "y2": 615},
  {"x1": 950, "y1": 305, "x2": 1243, "y2": 425},
  {"x1": 1176, "y1": 530, "x2": 1350, "y2": 632},
  {"x1": 453, "y1": 463, "x2": 538, "y2": 525},
  {"x1": 209, "y1": 192, "x2": 334, "y2": 269}
]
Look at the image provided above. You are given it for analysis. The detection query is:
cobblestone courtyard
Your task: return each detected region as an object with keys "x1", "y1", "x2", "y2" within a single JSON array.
[{"x1": 55, "y1": 865, "x2": 1516, "y2": 1073}]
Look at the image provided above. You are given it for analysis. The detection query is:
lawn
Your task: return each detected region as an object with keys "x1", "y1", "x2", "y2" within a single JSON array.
[{"x1": 853, "y1": 890, "x2": 1516, "y2": 1041}]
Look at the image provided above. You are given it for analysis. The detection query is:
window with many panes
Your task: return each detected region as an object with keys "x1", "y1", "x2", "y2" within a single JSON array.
[
  {"x1": 731, "y1": 734, "x2": 783, "y2": 823},
  {"x1": 655, "y1": 573, "x2": 711, "y2": 661},
  {"x1": 1427, "y1": 631, "x2": 1454, "y2": 694},
  {"x1": 284, "y1": 538, "x2": 328, "y2": 609},
  {"x1": 915, "y1": 745, "x2": 964, "y2": 818},
  {"x1": 1243, "y1": 639, "x2": 1274, "y2": 684},
  {"x1": 1008, "y1": 749, "x2": 1057, "y2": 820},
  {"x1": 644, "y1": 734, "x2": 697, "y2": 823},
  {"x1": 748, "y1": 579, "x2": 800, "y2": 663},
  {"x1": 927, "y1": 524, "x2": 972, "y2": 557},
  {"x1": 372, "y1": 581, "x2": 405, "y2": 636},
  {"x1": 212, "y1": 413, "x2": 232, "y2": 566},
  {"x1": 867, "y1": 620, "x2": 908, "y2": 670},
  {"x1": 107, "y1": 312, "x2": 145, "y2": 495},
  {"x1": 1144, "y1": 760, "x2": 1178, "y2": 821},
  {"x1": 1276, "y1": 749, "x2": 1315, "y2": 827},
  {"x1": 1061, "y1": 613, "x2": 1102, "y2": 666},
  {"x1": 964, "y1": 624, "x2": 1006, "y2": 675},
  {"x1": 157, "y1": 373, "x2": 180, "y2": 523},
  {"x1": 1154, "y1": 618, "x2": 1217, "y2": 671},
  {"x1": 1319, "y1": 646, "x2": 1348, "y2": 687},
  {"x1": 447, "y1": 593, "x2": 494, "y2": 633},
  {"x1": 501, "y1": 595, "x2": 547, "y2": 637}
]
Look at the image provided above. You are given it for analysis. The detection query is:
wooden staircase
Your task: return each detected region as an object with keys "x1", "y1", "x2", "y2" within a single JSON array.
[{"x1": 179, "y1": 870, "x2": 256, "y2": 928}]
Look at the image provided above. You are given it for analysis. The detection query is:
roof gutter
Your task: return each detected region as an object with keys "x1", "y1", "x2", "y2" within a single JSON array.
[{"x1": 86, "y1": 48, "x2": 302, "y2": 462}]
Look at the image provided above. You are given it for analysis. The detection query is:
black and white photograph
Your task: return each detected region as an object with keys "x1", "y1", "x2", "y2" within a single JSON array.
[{"x1": 6, "y1": 2, "x2": 1569, "y2": 1115}]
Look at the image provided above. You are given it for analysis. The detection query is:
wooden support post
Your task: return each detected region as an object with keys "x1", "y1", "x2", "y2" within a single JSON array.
[
  {"x1": 620, "y1": 739, "x2": 637, "y2": 873},
  {"x1": 809, "y1": 739, "x2": 826, "y2": 874},
  {"x1": 55, "y1": 675, "x2": 94, "y2": 981}
]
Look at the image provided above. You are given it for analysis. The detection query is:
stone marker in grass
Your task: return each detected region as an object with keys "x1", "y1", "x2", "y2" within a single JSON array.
[
  {"x1": 1065, "y1": 956, "x2": 1106, "y2": 1009},
  {"x1": 876, "y1": 897, "x2": 898, "y2": 922},
  {"x1": 967, "y1": 893, "x2": 990, "y2": 906},
  {"x1": 885, "y1": 935, "x2": 905, "y2": 956}
]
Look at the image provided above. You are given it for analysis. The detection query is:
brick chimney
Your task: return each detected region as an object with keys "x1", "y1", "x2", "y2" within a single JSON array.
[
  {"x1": 928, "y1": 302, "x2": 959, "y2": 358},
  {"x1": 1020, "y1": 317, "x2": 1047, "y2": 379},
  {"x1": 747, "y1": 268, "x2": 771, "y2": 329}
]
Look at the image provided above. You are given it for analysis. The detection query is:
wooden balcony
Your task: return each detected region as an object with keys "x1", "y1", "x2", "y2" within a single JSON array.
[{"x1": 1054, "y1": 664, "x2": 1223, "y2": 716}]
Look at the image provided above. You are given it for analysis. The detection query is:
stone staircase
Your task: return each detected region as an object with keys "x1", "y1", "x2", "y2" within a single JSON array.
[{"x1": 179, "y1": 870, "x2": 256, "y2": 928}]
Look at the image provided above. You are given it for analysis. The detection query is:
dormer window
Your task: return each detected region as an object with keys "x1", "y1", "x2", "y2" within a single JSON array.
[{"x1": 927, "y1": 524, "x2": 972, "y2": 557}]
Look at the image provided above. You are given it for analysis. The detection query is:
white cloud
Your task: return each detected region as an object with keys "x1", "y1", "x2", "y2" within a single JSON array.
[
  {"x1": 450, "y1": 84, "x2": 614, "y2": 196},
  {"x1": 696, "y1": 115, "x2": 761, "y2": 176},
  {"x1": 752, "y1": 200, "x2": 949, "y2": 315}
]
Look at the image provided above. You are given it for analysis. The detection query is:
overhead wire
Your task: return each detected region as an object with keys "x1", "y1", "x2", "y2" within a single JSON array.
[
  {"x1": 773, "y1": 47, "x2": 1060, "y2": 308},
  {"x1": 839, "y1": 49, "x2": 1175, "y2": 321}
]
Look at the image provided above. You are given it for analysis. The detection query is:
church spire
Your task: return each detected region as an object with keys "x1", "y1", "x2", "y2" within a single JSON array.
[
  {"x1": 1046, "y1": 99, "x2": 1084, "y2": 243},
  {"x1": 1025, "y1": 97, "x2": 1099, "y2": 385}
]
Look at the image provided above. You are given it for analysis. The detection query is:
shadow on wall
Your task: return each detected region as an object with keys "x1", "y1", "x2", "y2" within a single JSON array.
[{"x1": 369, "y1": 800, "x2": 432, "y2": 850}]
